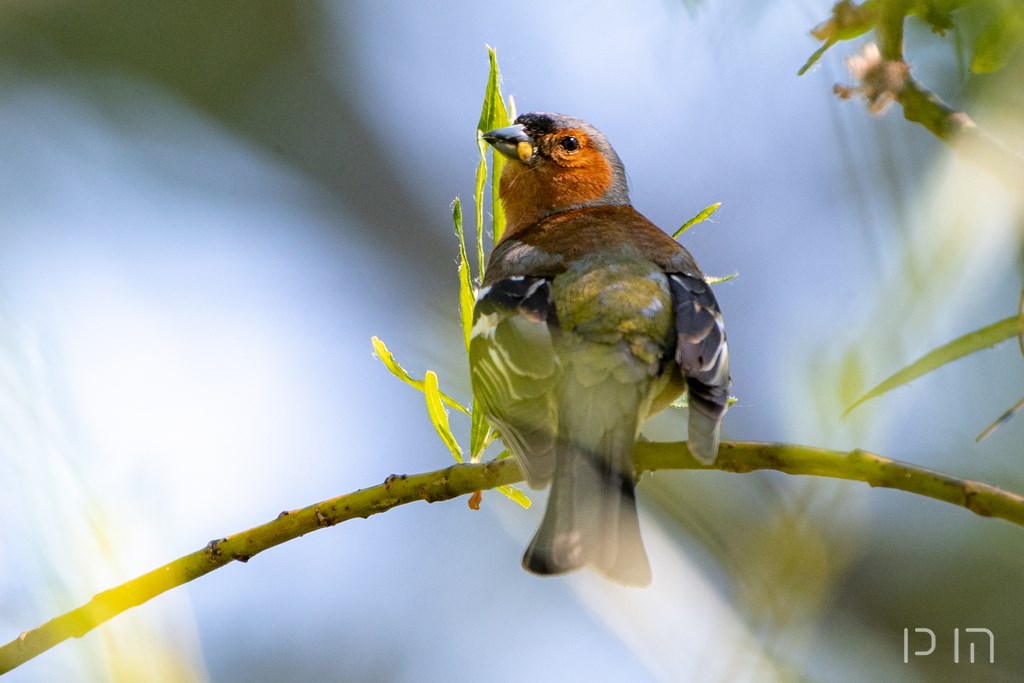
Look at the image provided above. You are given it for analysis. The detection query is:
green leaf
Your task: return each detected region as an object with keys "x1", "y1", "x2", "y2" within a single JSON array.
[
  {"x1": 497, "y1": 484, "x2": 531, "y2": 509},
  {"x1": 977, "y1": 290, "x2": 1024, "y2": 441},
  {"x1": 490, "y1": 152, "x2": 507, "y2": 247},
  {"x1": 452, "y1": 199, "x2": 475, "y2": 355},
  {"x1": 673, "y1": 202, "x2": 721, "y2": 238},
  {"x1": 371, "y1": 336, "x2": 470, "y2": 416},
  {"x1": 468, "y1": 396, "x2": 493, "y2": 463},
  {"x1": 477, "y1": 46, "x2": 510, "y2": 248},
  {"x1": 477, "y1": 46, "x2": 510, "y2": 135},
  {"x1": 798, "y1": 37, "x2": 838, "y2": 77},
  {"x1": 473, "y1": 146, "x2": 488, "y2": 278},
  {"x1": 424, "y1": 371, "x2": 464, "y2": 463},
  {"x1": 802, "y1": 0, "x2": 879, "y2": 75},
  {"x1": 706, "y1": 272, "x2": 739, "y2": 285},
  {"x1": 971, "y1": 7, "x2": 1024, "y2": 74},
  {"x1": 844, "y1": 316, "x2": 1022, "y2": 417},
  {"x1": 671, "y1": 395, "x2": 739, "y2": 410},
  {"x1": 809, "y1": 1, "x2": 878, "y2": 42}
]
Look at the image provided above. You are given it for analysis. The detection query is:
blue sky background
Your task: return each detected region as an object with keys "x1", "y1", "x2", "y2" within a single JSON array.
[{"x1": 1, "y1": 1, "x2": 1022, "y2": 680}]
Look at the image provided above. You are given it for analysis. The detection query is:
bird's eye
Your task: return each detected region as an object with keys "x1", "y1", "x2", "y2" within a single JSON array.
[{"x1": 559, "y1": 136, "x2": 580, "y2": 153}]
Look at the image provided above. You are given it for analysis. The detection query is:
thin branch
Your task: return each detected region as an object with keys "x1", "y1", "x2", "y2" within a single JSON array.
[
  {"x1": 876, "y1": 0, "x2": 908, "y2": 62},
  {"x1": 640, "y1": 441, "x2": 1024, "y2": 523},
  {"x1": 3, "y1": 441, "x2": 1024, "y2": 674}
]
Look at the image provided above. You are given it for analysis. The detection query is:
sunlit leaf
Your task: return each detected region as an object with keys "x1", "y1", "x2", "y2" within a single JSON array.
[
  {"x1": 671, "y1": 395, "x2": 739, "y2": 410},
  {"x1": 497, "y1": 484, "x2": 531, "y2": 509},
  {"x1": 477, "y1": 45, "x2": 510, "y2": 248},
  {"x1": 466, "y1": 47, "x2": 511, "y2": 464},
  {"x1": 473, "y1": 147, "x2": 488, "y2": 277},
  {"x1": 706, "y1": 272, "x2": 738, "y2": 285},
  {"x1": 452, "y1": 199, "x2": 475, "y2": 355},
  {"x1": 844, "y1": 316, "x2": 1022, "y2": 416},
  {"x1": 424, "y1": 371, "x2": 464, "y2": 463},
  {"x1": 477, "y1": 45, "x2": 510, "y2": 136},
  {"x1": 673, "y1": 202, "x2": 721, "y2": 238},
  {"x1": 371, "y1": 336, "x2": 470, "y2": 415},
  {"x1": 469, "y1": 396, "x2": 493, "y2": 463}
]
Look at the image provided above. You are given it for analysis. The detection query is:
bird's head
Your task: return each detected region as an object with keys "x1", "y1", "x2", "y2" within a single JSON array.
[{"x1": 483, "y1": 112, "x2": 630, "y2": 235}]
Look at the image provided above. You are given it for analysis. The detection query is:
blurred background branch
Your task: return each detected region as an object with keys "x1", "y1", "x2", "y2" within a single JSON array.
[{"x1": 816, "y1": 0, "x2": 1024, "y2": 193}]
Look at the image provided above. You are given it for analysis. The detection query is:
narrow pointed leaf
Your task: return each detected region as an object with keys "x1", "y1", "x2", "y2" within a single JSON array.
[
  {"x1": 671, "y1": 395, "x2": 739, "y2": 410},
  {"x1": 424, "y1": 371, "x2": 464, "y2": 463},
  {"x1": 706, "y1": 272, "x2": 739, "y2": 285},
  {"x1": 473, "y1": 148, "x2": 488, "y2": 277},
  {"x1": 976, "y1": 395, "x2": 1024, "y2": 442},
  {"x1": 371, "y1": 337, "x2": 470, "y2": 415},
  {"x1": 452, "y1": 199, "x2": 475, "y2": 354},
  {"x1": 673, "y1": 202, "x2": 721, "y2": 238},
  {"x1": 477, "y1": 46, "x2": 510, "y2": 249},
  {"x1": 497, "y1": 484, "x2": 531, "y2": 509},
  {"x1": 844, "y1": 316, "x2": 1022, "y2": 416},
  {"x1": 798, "y1": 37, "x2": 838, "y2": 76},
  {"x1": 476, "y1": 46, "x2": 510, "y2": 135},
  {"x1": 469, "y1": 396, "x2": 492, "y2": 463},
  {"x1": 490, "y1": 152, "x2": 507, "y2": 247}
]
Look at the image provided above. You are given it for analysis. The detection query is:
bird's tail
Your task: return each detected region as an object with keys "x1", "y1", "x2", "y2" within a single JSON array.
[
  {"x1": 686, "y1": 378, "x2": 726, "y2": 465},
  {"x1": 522, "y1": 370, "x2": 652, "y2": 586}
]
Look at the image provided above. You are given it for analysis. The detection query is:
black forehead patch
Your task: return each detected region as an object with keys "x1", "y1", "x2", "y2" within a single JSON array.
[{"x1": 515, "y1": 112, "x2": 580, "y2": 137}]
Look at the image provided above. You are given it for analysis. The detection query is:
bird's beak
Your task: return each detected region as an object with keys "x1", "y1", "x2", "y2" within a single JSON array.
[{"x1": 482, "y1": 123, "x2": 535, "y2": 165}]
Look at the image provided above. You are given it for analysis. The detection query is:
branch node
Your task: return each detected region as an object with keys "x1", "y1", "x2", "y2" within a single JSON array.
[
  {"x1": 963, "y1": 482, "x2": 993, "y2": 517},
  {"x1": 837, "y1": 42, "x2": 909, "y2": 114},
  {"x1": 205, "y1": 539, "x2": 226, "y2": 559},
  {"x1": 420, "y1": 483, "x2": 440, "y2": 503}
]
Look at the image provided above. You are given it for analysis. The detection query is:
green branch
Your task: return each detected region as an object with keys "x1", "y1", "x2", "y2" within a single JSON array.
[{"x1": 3, "y1": 441, "x2": 1023, "y2": 674}]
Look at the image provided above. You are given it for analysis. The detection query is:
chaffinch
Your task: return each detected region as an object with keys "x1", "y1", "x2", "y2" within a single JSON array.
[{"x1": 471, "y1": 112, "x2": 730, "y2": 586}]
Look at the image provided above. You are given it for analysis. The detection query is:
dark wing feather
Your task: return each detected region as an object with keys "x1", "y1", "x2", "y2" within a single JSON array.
[
  {"x1": 469, "y1": 277, "x2": 560, "y2": 487},
  {"x1": 669, "y1": 273, "x2": 730, "y2": 464}
]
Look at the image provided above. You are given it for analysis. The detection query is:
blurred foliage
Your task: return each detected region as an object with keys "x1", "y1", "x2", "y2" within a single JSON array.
[
  {"x1": 0, "y1": 1, "x2": 450, "y2": 291},
  {"x1": 805, "y1": 0, "x2": 1024, "y2": 440},
  {"x1": 807, "y1": 0, "x2": 1024, "y2": 74},
  {"x1": 845, "y1": 314, "x2": 1021, "y2": 415}
]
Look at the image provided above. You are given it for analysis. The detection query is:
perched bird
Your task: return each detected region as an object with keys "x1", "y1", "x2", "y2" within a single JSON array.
[{"x1": 471, "y1": 112, "x2": 730, "y2": 586}]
